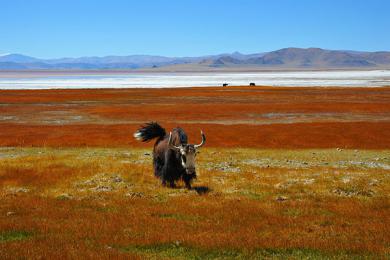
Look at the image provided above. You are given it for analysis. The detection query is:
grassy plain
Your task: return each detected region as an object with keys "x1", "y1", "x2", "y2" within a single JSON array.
[{"x1": 0, "y1": 86, "x2": 390, "y2": 259}]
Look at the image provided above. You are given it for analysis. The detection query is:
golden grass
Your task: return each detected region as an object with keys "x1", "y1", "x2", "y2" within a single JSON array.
[{"x1": 1, "y1": 147, "x2": 389, "y2": 258}]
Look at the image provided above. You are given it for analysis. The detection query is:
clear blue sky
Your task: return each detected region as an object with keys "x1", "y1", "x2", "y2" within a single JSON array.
[{"x1": 1, "y1": 0, "x2": 389, "y2": 58}]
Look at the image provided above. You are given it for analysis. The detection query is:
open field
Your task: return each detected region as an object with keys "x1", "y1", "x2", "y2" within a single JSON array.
[
  {"x1": 1, "y1": 86, "x2": 390, "y2": 258},
  {"x1": 1, "y1": 86, "x2": 390, "y2": 148},
  {"x1": 1, "y1": 148, "x2": 389, "y2": 259}
]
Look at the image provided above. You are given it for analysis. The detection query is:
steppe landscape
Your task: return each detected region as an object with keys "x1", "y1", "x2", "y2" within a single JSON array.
[
  {"x1": 1, "y1": 85, "x2": 389, "y2": 258},
  {"x1": 2, "y1": 1, "x2": 390, "y2": 258}
]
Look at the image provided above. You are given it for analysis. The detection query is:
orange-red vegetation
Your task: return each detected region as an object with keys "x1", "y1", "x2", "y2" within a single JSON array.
[
  {"x1": 1, "y1": 147, "x2": 390, "y2": 258},
  {"x1": 1, "y1": 86, "x2": 390, "y2": 258},
  {"x1": 0, "y1": 122, "x2": 390, "y2": 149},
  {"x1": 1, "y1": 194, "x2": 389, "y2": 258},
  {"x1": 0, "y1": 86, "x2": 390, "y2": 149}
]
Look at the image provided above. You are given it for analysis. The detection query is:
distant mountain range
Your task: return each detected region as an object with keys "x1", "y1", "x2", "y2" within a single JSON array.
[{"x1": 1, "y1": 48, "x2": 390, "y2": 70}]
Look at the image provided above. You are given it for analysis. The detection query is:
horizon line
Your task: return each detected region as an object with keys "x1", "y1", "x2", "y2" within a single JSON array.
[{"x1": 2, "y1": 47, "x2": 390, "y2": 60}]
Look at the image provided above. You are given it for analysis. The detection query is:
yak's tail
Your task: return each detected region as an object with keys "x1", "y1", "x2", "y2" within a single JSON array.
[{"x1": 133, "y1": 122, "x2": 166, "y2": 142}]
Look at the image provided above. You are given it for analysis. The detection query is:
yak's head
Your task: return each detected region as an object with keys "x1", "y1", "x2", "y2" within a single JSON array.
[{"x1": 168, "y1": 131, "x2": 206, "y2": 175}]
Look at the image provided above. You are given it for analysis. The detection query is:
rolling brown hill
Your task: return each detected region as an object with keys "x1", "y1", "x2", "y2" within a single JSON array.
[{"x1": 209, "y1": 48, "x2": 390, "y2": 69}]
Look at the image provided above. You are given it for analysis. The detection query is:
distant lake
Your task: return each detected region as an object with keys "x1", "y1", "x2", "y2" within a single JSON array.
[{"x1": 0, "y1": 70, "x2": 390, "y2": 89}]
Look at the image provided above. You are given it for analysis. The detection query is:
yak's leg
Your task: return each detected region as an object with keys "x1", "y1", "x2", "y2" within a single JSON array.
[
  {"x1": 153, "y1": 156, "x2": 164, "y2": 177},
  {"x1": 169, "y1": 180, "x2": 176, "y2": 188},
  {"x1": 162, "y1": 176, "x2": 175, "y2": 188},
  {"x1": 184, "y1": 180, "x2": 191, "y2": 189},
  {"x1": 162, "y1": 150, "x2": 178, "y2": 188},
  {"x1": 161, "y1": 164, "x2": 169, "y2": 187},
  {"x1": 153, "y1": 156, "x2": 167, "y2": 187},
  {"x1": 182, "y1": 174, "x2": 194, "y2": 189}
]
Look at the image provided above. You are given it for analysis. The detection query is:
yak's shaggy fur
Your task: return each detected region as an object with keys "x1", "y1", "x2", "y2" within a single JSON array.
[{"x1": 134, "y1": 122, "x2": 198, "y2": 188}]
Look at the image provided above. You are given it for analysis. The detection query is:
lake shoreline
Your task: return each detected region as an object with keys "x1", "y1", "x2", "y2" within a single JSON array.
[{"x1": 0, "y1": 70, "x2": 390, "y2": 89}]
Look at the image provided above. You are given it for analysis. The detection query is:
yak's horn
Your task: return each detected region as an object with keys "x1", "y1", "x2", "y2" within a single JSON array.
[
  {"x1": 168, "y1": 132, "x2": 181, "y2": 150},
  {"x1": 194, "y1": 130, "x2": 206, "y2": 148}
]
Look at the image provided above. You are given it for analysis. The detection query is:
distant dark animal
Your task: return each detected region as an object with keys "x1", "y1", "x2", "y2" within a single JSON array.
[
  {"x1": 223, "y1": 83, "x2": 228, "y2": 87},
  {"x1": 250, "y1": 82, "x2": 256, "y2": 86},
  {"x1": 134, "y1": 122, "x2": 206, "y2": 189}
]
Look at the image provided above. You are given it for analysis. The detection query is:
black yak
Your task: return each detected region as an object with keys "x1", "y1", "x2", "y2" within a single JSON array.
[{"x1": 134, "y1": 122, "x2": 206, "y2": 189}]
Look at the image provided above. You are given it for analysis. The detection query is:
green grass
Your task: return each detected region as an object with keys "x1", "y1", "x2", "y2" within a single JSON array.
[
  {"x1": 239, "y1": 191, "x2": 269, "y2": 201},
  {"x1": 0, "y1": 230, "x2": 32, "y2": 243},
  {"x1": 151, "y1": 213, "x2": 200, "y2": 222},
  {"x1": 119, "y1": 243, "x2": 242, "y2": 259},
  {"x1": 282, "y1": 208, "x2": 302, "y2": 217},
  {"x1": 118, "y1": 243, "x2": 376, "y2": 259}
]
